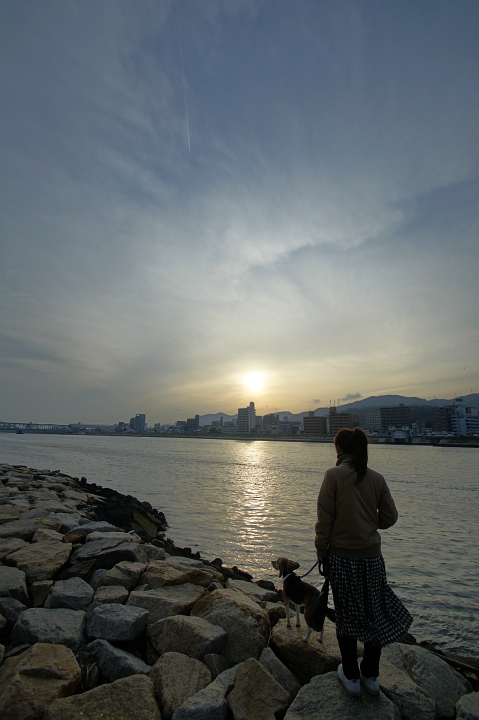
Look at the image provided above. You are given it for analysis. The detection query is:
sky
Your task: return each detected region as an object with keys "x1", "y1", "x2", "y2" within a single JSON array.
[{"x1": 1, "y1": 0, "x2": 479, "y2": 424}]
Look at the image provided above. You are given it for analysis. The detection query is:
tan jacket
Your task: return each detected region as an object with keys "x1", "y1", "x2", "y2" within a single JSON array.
[{"x1": 314, "y1": 454, "x2": 398, "y2": 559}]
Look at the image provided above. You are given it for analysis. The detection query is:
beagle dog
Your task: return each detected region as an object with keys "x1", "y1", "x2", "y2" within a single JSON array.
[{"x1": 272, "y1": 556, "x2": 327, "y2": 643}]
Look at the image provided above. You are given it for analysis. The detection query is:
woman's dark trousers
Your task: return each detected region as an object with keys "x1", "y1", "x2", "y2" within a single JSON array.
[{"x1": 337, "y1": 635, "x2": 382, "y2": 680}]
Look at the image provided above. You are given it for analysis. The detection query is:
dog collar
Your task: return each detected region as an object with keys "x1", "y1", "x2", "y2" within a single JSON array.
[{"x1": 282, "y1": 572, "x2": 294, "y2": 581}]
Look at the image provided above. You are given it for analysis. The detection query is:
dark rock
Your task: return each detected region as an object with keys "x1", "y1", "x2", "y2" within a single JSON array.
[
  {"x1": 0, "y1": 597, "x2": 28, "y2": 626},
  {"x1": 56, "y1": 558, "x2": 98, "y2": 582}
]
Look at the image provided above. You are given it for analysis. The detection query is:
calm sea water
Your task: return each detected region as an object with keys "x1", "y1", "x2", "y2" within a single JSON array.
[{"x1": 1, "y1": 433, "x2": 478, "y2": 656}]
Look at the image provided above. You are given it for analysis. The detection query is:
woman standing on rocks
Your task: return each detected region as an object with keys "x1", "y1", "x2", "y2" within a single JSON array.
[{"x1": 314, "y1": 427, "x2": 412, "y2": 697}]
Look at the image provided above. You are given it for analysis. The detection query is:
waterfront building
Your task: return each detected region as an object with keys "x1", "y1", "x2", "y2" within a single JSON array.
[
  {"x1": 303, "y1": 411, "x2": 327, "y2": 435},
  {"x1": 379, "y1": 405, "x2": 411, "y2": 431},
  {"x1": 237, "y1": 402, "x2": 256, "y2": 433},
  {"x1": 435, "y1": 398, "x2": 479, "y2": 436},
  {"x1": 262, "y1": 413, "x2": 279, "y2": 430},
  {"x1": 328, "y1": 406, "x2": 353, "y2": 435},
  {"x1": 129, "y1": 414, "x2": 146, "y2": 432},
  {"x1": 363, "y1": 412, "x2": 381, "y2": 431},
  {"x1": 186, "y1": 415, "x2": 200, "y2": 432}
]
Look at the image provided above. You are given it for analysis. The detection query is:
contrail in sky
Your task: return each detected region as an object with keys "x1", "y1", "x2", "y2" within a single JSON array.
[{"x1": 176, "y1": 5, "x2": 190, "y2": 152}]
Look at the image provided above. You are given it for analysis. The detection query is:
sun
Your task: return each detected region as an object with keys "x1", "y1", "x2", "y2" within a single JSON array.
[{"x1": 243, "y1": 372, "x2": 265, "y2": 394}]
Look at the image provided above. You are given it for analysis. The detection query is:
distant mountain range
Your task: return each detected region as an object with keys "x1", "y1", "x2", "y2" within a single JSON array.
[{"x1": 199, "y1": 393, "x2": 479, "y2": 425}]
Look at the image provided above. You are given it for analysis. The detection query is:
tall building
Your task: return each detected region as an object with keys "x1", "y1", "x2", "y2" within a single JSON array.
[
  {"x1": 129, "y1": 414, "x2": 146, "y2": 432},
  {"x1": 363, "y1": 412, "x2": 381, "y2": 431},
  {"x1": 303, "y1": 411, "x2": 327, "y2": 435},
  {"x1": 328, "y1": 406, "x2": 353, "y2": 436},
  {"x1": 435, "y1": 398, "x2": 479, "y2": 436},
  {"x1": 379, "y1": 405, "x2": 411, "y2": 431},
  {"x1": 262, "y1": 413, "x2": 279, "y2": 430},
  {"x1": 186, "y1": 415, "x2": 200, "y2": 432},
  {"x1": 237, "y1": 402, "x2": 256, "y2": 433}
]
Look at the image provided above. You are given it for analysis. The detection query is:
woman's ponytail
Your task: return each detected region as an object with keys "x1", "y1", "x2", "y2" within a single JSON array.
[{"x1": 334, "y1": 426, "x2": 368, "y2": 482}]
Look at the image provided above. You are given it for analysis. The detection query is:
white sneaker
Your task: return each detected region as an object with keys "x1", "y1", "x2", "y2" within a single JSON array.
[
  {"x1": 360, "y1": 671, "x2": 380, "y2": 696},
  {"x1": 337, "y1": 664, "x2": 361, "y2": 697}
]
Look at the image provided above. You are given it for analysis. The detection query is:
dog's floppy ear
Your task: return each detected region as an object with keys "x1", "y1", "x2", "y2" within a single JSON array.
[
  {"x1": 291, "y1": 561, "x2": 300, "y2": 571},
  {"x1": 271, "y1": 560, "x2": 279, "y2": 571}
]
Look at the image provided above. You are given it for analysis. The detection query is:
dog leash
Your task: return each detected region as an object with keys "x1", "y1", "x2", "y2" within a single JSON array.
[{"x1": 299, "y1": 560, "x2": 319, "y2": 578}]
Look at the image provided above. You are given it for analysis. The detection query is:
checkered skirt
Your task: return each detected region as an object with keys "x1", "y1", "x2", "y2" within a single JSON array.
[{"x1": 328, "y1": 554, "x2": 412, "y2": 647}]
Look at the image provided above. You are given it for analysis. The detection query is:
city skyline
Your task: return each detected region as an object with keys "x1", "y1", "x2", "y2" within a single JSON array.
[{"x1": 1, "y1": 1, "x2": 479, "y2": 424}]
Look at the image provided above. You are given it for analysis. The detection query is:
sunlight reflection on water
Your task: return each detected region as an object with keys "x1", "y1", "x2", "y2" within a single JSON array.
[{"x1": 1, "y1": 434, "x2": 478, "y2": 655}]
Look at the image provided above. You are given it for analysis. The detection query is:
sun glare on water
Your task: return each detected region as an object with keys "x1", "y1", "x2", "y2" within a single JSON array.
[{"x1": 243, "y1": 372, "x2": 265, "y2": 393}]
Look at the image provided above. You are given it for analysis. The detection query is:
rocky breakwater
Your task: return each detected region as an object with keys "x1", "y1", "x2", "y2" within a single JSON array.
[{"x1": 0, "y1": 462, "x2": 478, "y2": 720}]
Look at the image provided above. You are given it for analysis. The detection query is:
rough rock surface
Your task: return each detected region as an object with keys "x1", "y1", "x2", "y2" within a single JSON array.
[
  {"x1": 204, "y1": 653, "x2": 229, "y2": 679},
  {"x1": 31, "y1": 580, "x2": 54, "y2": 607},
  {"x1": 270, "y1": 618, "x2": 342, "y2": 682},
  {"x1": 93, "y1": 584, "x2": 129, "y2": 605},
  {"x1": 259, "y1": 647, "x2": 302, "y2": 699},
  {"x1": 128, "y1": 583, "x2": 207, "y2": 624},
  {"x1": 31, "y1": 528, "x2": 64, "y2": 543},
  {"x1": 228, "y1": 657, "x2": 291, "y2": 720},
  {"x1": 86, "y1": 639, "x2": 151, "y2": 682},
  {"x1": 0, "y1": 538, "x2": 28, "y2": 562},
  {"x1": 284, "y1": 671, "x2": 401, "y2": 719},
  {"x1": 63, "y1": 521, "x2": 119, "y2": 543},
  {"x1": 0, "y1": 566, "x2": 30, "y2": 605},
  {"x1": 378, "y1": 657, "x2": 436, "y2": 720},
  {"x1": 70, "y1": 537, "x2": 148, "y2": 568},
  {"x1": 456, "y1": 691, "x2": 479, "y2": 720},
  {"x1": 4, "y1": 541, "x2": 72, "y2": 583},
  {"x1": 11, "y1": 608, "x2": 87, "y2": 650},
  {"x1": 265, "y1": 601, "x2": 286, "y2": 626},
  {"x1": 56, "y1": 558, "x2": 98, "y2": 583},
  {"x1": 191, "y1": 588, "x2": 270, "y2": 665},
  {"x1": 0, "y1": 642, "x2": 81, "y2": 719},
  {"x1": 148, "y1": 615, "x2": 227, "y2": 661},
  {"x1": 45, "y1": 674, "x2": 161, "y2": 720},
  {"x1": 96, "y1": 560, "x2": 146, "y2": 590},
  {"x1": 382, "y1": 642, "x2": 471, "y2": 718},
  {"x1": 87, "y1": 603, "x2": 149, "y2": 641},
  {"x1": 0, "y1": 597, "x2": 28, "y2": 626},
  {"x1": 44, "y1": 576, "x2": 94, "y2": 611},
  {"x1": 226, "y1": 578, "x2": 280, "y2": 603},
  {"x1": 141, "y1": 561, "x2": 213, "y2": 589},
  {"x1": 150, "y1": 651, "x2": 212, "y2": 720},
  {"x1": 172, "y1": 686, "x2": 227, "y2": 720}
]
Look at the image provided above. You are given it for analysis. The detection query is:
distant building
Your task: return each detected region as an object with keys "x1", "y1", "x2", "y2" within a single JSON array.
[
  {"x1": 303, "y1": 411, "x2": 327, "y2": 435},
  {"x1": 328, "y1": 406, "x2": 353, "y2": 436},
  {"x1": 262, "y1": 413, "x2": 279, "y2": 430},
  {"x1": 186, "y1": 415, "x2": 200, "y2": 432},
  {"x1": 237, "y1": 402, "x2": 256, "y2": 433},
  {"x1": 379, "y1": 405, "x2": 411, "y2": 431},
  {"x1": 363, "y1": 412, "x2": 381, "y2": 431},
  {"x1": 435, "y1": 398, "x2": 479, "y2": 436},
  {"x1": 129, "y1": 414, "x2": 146, "y2": 432}
]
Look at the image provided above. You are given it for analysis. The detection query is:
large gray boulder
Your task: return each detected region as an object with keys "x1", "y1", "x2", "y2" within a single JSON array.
[
  {"x1": 284, "y1": 671, "x2": 401, "y2": 719},
  {"x1": 150, "y1": 652, "x2": 212, "y2": 720},
  {"x1": 0, "y1": 517, "x2": 62, "y2": 541},
  {"x1": 141, "y1": 561, "x2": 214, "y2": 589},
  {"x1": 47, "y1": 512, "x2": 83, "y2": 533},
  {"x1": 70, "y1": 537, "x2": 148, "y2": 568},
  {"x1": 11, "y1": 608, "x2": 87, "y2": 650},
  {"x1": 382, "y1": 643, "x2": 471, "y2": 718},
  {"x1": 87, "y1": 603, "x2": 149, "y2": 641},
  {"x1": 63, "y1": 521, "x2": 120, "y2": 543},
  {"x1": 148, "y1": 615, "x2": 227, "y2": 661},
  {"x1": 45, "y1": 674, "x2": 161, "y2": 720},
  {"x1": 0, "y1": 642, "x2": 81, "y2": 719},
  {"x1": 4, "y1": 540, "x2": 72, "y2": 583},
  {"x1": 128, "y1": 583, "x2": 207, "y2": 624},
  {"x1": 96, "y1": 560, "x2": 146, "y2": 590},
  {"x1": 259, "y1": 647, "x2": 302, "y2": 699},
  {"x1": 86, "y1": 639, "x2": 151, "y2": 682},
  {"x1": 172, "y1": 686, "x2": 227, "y2": 720},
  {"x1": 191, "y1": 588, "x2": 271, "y2": 665},
  {"x1": 456, "y1": 691, "x2": 479, "y2": 720},
  {"x1": 0, "y1": 566, "x2": 29, "y2": 605},
  {"x1": 44, "y1": 577, "x2": 94, "y2": 611},
  {"x1": 0, "y1": 538, "x2": 28, "y2": 562},
  {"x1": 227, "y1": 657, "x2": 292, "y2": 720},
  {"x1": 270, "y1": 618, "x2": 342, "y2": 682},
  {"x1": 378, "y1": 657, "x2": 436, "y2": 720},
  {"x1": 0, "y1": 597, "x2": 28, "y2": 626},
  {"x1": 93, "y1": 584, "x2": 129, "y2": 605},
  {"x1": 226, "y1": 578, "x2": 280, "y2": 603}
]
